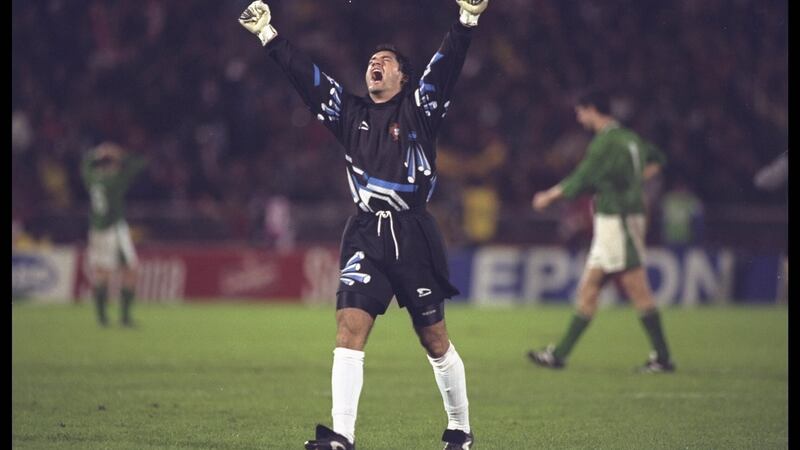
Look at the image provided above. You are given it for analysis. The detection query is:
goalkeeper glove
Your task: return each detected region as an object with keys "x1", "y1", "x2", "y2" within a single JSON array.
[
  {"x1": 238, "y1": 1, "x2": 278, "y2": 46},
  {"x1": 456, "y1": 0, "x2": 489, "y2": 27}
]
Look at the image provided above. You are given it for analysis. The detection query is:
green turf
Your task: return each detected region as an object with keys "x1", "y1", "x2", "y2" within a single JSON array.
[{"x1": 12, "y1": 302, "x2": 787, "y2": 449}]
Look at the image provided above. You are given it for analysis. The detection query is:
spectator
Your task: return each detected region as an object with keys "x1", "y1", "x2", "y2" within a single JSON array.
[
  {"x1": 660, "y1": 178, "x2": 704, "y2": 248},
  {"x1": 11, "y1": 0, "x2": 788, "y2": 243}
]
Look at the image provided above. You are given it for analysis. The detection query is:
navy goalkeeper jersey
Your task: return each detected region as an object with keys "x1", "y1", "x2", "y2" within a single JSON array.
[{"x1": 265, "y1": 22, "x2": 473, "y2": 212}]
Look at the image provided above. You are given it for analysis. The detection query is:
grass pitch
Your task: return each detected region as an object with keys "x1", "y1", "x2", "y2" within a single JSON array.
[{"x1": 12, "y1": 302, "x2": 787, "y2": 449}]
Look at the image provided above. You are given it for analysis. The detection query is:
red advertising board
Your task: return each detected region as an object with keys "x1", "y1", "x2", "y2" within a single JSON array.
[{"x1": 74, "y1": 244, "x2": 341, "y2": 303}]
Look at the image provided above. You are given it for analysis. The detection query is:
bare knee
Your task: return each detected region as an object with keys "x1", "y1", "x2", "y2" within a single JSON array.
[
  {"x1": 576, "y1": 288, "x2": 599, "y2": 317},
  {"x1": 335, "y1": 308, "x2": 374, "y2": 351},
  {"x1": 619, "y1": 268, "x2": 657, "y2": 312},
  {"x1": 92, "y1": 268, "x2": 111, "y2": 287},
  {"x1": 416, "y1": 321, "x2": 450, "y2": 358},
  {"x1": 630, "y1": 294, "x2": 657, "y2": 313},
  {"x1": 576, "y1": 271, "x2": 604, "y2": 317},
  {"x1": 121, "y1": 267, "x2": 137, "y2": 289}
]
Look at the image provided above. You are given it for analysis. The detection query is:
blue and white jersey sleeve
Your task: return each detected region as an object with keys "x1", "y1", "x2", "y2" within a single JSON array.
[
  {"x1": 414, "y1": 22, "x2": 473, "y2": 134},
  {"x1": 266, "y1": 36, "x2": 354, "y2": 143}
]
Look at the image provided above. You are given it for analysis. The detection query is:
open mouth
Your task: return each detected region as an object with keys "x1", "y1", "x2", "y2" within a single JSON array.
[{"x1": 371, "y1": 70, "x2": 383, "y2": 82}]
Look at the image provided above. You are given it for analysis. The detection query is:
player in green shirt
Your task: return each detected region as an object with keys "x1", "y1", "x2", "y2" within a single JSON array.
[
  {"x1": 81, "y1": 142, "x2": 147, "y2": 327},
  {"x1": 528, "y1": 90, "x2": 675, "y2": 373}
]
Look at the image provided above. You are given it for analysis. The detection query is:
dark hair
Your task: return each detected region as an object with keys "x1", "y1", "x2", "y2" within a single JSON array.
[
  {"x1": 372, "y1": 43, "x2": 414, "y2": 86},
  {"x1": 576, "y1": 89, "x2": 612, "y2": 116}
]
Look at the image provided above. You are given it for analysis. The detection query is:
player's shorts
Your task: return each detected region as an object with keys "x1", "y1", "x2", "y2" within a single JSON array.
[
  {"x1": 88, "y1": 221, "x2": 138, "y2": 271},
  {"x1": 336, "y1": 208, "x2": 460, "y2": 327},
  {"x1": 586, "y1": 213, "x2": 646, "y2": 273}
]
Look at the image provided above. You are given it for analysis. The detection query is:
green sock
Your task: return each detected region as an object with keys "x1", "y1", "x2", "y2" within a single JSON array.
[
  {"x1": 640, "y1": 309, "x2": 671, "y2": 363},
  {"x1": 120, "y1": 287, "x2": 135, "y2": 324},
  {"x1": 553, "y1": 313, "x2": 591, "y2": 360},
  {"x1": 93, "y1": 284, "x2": 108, "y2": 325}
]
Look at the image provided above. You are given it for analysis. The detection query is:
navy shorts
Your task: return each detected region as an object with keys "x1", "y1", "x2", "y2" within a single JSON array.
[{"x1": 335, "y1": 208, "x2": 460, "y2": 327}]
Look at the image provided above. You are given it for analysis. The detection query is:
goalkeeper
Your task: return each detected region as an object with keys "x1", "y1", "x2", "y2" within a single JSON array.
[
  {"x1": 528, "y1": 90, "x2": 676, "y2": 374},
  {"x1": 239, "y1": 1, "x2": 488, "y2": 448}
]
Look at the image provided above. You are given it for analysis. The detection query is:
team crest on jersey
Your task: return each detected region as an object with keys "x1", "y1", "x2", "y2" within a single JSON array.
[{"x1": 388, "y1": 122, "x2": 401, "y2": 142}]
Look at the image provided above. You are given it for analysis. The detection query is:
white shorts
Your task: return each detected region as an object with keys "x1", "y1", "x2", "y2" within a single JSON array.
[
  {"x1": 88, "y1": 221, "x2": 138, "y2": 270},
  {"x1": 586, "y1": 213, "x2": 646, "y2": 273}
]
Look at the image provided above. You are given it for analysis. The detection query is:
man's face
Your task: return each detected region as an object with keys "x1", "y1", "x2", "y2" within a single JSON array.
[
  {"x1": 366, "y1": 50, "x2": 406, "y2": 96},
  {"x1": 574, "y1": 105, "x2": 596, "y2": 130}
]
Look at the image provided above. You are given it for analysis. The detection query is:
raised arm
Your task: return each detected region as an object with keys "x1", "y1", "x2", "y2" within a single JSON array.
[
  {"x1": 754, "y1": 151, "x2": 788, "y2": 190},
  {"x1": 238, "y1": 1, "x2": 352, "y2": 142},
  {"x1": 414, "y1": 0, "x2": 489, "y2": 131},
  {"x1": 118, "y1": 153, "x2": 148, "y2": 186},
  {"x1": 80, "y1": 150, "x2": 95, "y2": 185}
]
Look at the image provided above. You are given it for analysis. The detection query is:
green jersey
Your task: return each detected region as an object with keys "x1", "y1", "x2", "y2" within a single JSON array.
[
  {"x1": 559, "y1": 124, "x2": 665, "y2": 215},
  {"x1": 81, "y1": 153, "x2": 147, "y2": 230}
]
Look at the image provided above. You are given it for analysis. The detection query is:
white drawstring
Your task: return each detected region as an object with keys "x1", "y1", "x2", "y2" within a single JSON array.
[{"x1": 375, "y1": 211, "x2": 399, "y2": 260}]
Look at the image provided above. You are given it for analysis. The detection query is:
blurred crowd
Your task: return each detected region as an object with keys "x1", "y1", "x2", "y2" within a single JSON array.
[{"x1": 12, "y1": 0, "x2": 787, "y2": 243}]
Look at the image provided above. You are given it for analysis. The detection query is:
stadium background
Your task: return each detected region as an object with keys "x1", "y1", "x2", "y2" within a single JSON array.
[
  {"x1": 12, "y1": 1, "x2": 788, "y2": 449},
  {"x1": 12, "y1": 0, "x2": 787, "y2": 305}
]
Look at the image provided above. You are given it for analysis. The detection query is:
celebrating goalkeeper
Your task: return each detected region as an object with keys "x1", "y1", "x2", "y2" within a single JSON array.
[{"x1": 238, "y1": 1, "x2": 488, "y2": 449}]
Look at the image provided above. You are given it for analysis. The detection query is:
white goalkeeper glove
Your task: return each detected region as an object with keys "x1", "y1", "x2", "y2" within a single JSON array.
[
  {"x1": 456, "y1": 0, "x2": 489, "y2": 27},
  {"x1": 238, "y1": 1, "x2": 278, "y2": 46}
]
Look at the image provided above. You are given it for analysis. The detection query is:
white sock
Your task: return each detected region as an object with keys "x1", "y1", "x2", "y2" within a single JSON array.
[
  {"x1": 331, "y1": 347, "x2": 364, "y2": 444},
  {"x1": 427, "y1": 341, "x2": 470, "y2": 433}
]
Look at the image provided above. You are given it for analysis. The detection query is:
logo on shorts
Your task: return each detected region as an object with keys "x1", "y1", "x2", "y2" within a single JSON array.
[
  {"x1": 417, "y1": 287, "x2": 432, "y2": 297},
  {"x1": 340, "y1": 251, "x2": 371, "y2": 286}
]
